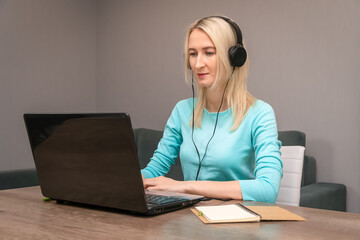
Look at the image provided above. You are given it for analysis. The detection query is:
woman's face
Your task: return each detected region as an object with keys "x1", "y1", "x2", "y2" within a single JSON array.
[{"x1": 188, "y1": 28, "x2": 217, "y2": 88}]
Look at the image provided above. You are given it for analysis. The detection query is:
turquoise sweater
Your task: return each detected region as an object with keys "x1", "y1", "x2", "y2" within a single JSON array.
[{"x1": 141, "y1": 99, "x2": 283, "y2": 203}]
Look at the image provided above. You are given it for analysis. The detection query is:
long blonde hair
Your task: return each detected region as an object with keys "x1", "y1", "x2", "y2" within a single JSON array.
[{"x1": 184, "y1": 16, "x2": 256, "y2": 130}]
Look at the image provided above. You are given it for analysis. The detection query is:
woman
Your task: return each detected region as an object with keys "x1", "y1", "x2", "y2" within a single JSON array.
[{"x1": 141, "y1": 16, "x2": 282, "y2": 203}]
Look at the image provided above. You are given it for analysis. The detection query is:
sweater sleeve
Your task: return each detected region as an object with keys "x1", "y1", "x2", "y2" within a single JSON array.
[
  {"x1": 239, "y1": 103, "x2": 283, "y2": 203},
  {"x1": 141, "y1": 104, "x2": 183, "y2": 179}
]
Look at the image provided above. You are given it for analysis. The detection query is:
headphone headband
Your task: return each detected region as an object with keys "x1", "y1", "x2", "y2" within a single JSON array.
[
  {"x1": 201, "y1": 16, "x2": 247, "y2": 67},
  {"x1": 208, "y1": 16, "x2": 243, "y2": 47}
]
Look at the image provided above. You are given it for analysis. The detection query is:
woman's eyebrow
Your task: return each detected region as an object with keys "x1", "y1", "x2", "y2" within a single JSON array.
[{"x1": 188, "y1": 46, "x2": 216, "y2": 51}]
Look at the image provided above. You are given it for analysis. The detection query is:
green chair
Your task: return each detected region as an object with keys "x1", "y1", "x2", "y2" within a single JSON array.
[{"x1": 2, "y1": 129, "x2": 346, "y2": 212}]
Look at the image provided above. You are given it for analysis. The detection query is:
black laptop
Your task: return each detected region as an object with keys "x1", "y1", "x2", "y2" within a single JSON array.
[{"x1": 24, "y1": 113, "x2": 203, "y2": 215}]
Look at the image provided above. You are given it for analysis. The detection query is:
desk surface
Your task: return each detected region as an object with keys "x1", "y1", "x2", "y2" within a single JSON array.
[{"x1": 0, "y1": 186, "x2": 359, "y2": 240}]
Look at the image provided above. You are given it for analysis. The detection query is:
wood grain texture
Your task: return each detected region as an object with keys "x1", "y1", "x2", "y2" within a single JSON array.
[{"x1": 0, "y1": 187, "x2": 359, "y2": 240}]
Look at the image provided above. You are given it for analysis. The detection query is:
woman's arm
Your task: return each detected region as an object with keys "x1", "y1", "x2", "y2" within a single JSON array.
[
  {"x1": 239, "y1": 102, "x2": 283, "y2": 203},
  {"x1": 143, "y1": 176, "x2": 243, "y2": 200},
  {"x1": 141, "y1": 103, "x2": 184, "y2": 179}
]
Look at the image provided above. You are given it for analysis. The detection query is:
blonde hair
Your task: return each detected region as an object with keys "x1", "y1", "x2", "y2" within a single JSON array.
[{"x1": 184, "y1": 16, "x2": 256, "y2": 130}]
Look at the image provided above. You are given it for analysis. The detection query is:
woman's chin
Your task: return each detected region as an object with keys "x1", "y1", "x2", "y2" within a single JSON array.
[{"x1": 197, "y1": 80, "x2": 214, "y2": 88}]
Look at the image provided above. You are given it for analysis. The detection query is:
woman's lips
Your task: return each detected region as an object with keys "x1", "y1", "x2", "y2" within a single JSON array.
[{"x1": 197, "y1": 73, "x2": 208, "y2": 78}]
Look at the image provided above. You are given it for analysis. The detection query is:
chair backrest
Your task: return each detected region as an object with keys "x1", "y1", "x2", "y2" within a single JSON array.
[
  {"x1": 277, "y1": 131, "x2": 306, "y2": 206},
  {"x1": 276, "y1": 146, "x2": 305, "y2": 206},
  {"x1": 133, "y1": 128, "x2": 184, "y2": 181}
]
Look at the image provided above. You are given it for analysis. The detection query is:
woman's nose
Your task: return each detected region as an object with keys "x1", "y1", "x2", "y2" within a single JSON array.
[{"x1": 195, "y1": 55, "x2": 205, "y2": 69}]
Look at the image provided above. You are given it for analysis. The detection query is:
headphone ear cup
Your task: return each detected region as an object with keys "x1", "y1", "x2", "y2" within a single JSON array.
[{"x1": 228, "y1": 46, "x2": 247, "y2": 67}]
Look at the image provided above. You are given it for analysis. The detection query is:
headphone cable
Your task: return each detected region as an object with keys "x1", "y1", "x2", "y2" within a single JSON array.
[{"x1": 191, "y1": 66, "x2": 235, "y2": 180}]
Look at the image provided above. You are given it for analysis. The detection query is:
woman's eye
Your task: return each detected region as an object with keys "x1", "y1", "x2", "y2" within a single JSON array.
[
  {"x1": 206, "y1": 52, "x2": 215, "y2": 56},
  {"x1": 189, "y1": 52, "x2": 197, "y2": 56}
]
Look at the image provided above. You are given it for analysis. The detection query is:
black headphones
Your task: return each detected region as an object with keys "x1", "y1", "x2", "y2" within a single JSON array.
[{"x1": 192, "y1": 16, "x2": 247, "y2": 68}]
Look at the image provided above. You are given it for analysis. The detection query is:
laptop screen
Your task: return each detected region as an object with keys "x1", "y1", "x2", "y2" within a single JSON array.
[{"x1": 24, "y1": 113, "x2": 148, "y2": 213}]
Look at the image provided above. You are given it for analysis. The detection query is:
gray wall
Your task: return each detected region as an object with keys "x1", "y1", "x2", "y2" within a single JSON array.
[
  {"x1": 0, "y1": 0, "x2": 97, "y2": 169},
  {"x1": 97, "y1": 0, "x2": 360, "y2": 213},
  {"x1": 1, "y1": 0, "x2": 359, "y2": 213}
]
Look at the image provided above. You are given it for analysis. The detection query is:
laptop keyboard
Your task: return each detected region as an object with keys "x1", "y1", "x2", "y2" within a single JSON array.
[{"x1": 145, "y1": 194, "x2": 185, "y2": 205}]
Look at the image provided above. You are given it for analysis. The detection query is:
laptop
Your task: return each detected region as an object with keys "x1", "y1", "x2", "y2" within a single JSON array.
[{"x1": 23, "y1": 113, "x2": 203, "y2": 215}]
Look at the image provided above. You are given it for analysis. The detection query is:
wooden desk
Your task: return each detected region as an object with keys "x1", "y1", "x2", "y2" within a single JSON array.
[{"x1": 0, "y1": 186, "x2": 359, "y2": 239}]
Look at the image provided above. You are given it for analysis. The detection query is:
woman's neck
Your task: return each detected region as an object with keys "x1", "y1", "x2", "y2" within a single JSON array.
[{"x1": 205, "y1": 87, "x2": 229, "y2": 113}]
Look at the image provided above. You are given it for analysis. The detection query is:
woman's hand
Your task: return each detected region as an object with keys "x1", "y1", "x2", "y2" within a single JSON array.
[
  {"x1": 143, "y1": 176, "x2": 189, "y2": 193},
  {"x1": 142, "y1": 175, "x2": 243, "y2": 200}
]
